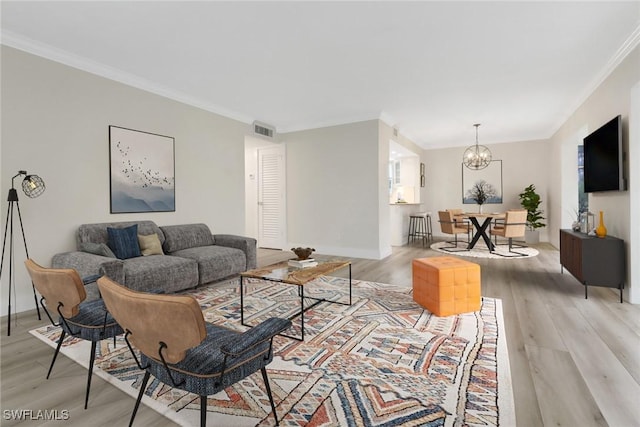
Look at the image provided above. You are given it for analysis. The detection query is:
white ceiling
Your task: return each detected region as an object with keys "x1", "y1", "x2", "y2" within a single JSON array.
[{"x1": 2, "y1": 1, "x2": 639, "y2": 149}]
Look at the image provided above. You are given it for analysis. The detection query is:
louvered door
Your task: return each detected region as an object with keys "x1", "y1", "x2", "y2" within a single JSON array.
[{"x1": 258, "y1": 145, "x2": 286, "y2": 249}]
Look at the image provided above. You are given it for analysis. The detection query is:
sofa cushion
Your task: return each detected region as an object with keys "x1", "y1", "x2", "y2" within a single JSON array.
[
  {"x1": 138, "y1": 233, "x2": 164, "y2": 256},
  {"x1": 108, "y1": 225, "x2": 141, "y2": 260},
  {"x1": 79, "y1": 242, "x2": 116, "y2": 258},
  {"x1": 77, "y1": 221, "x2": 165, "y2": 248},
  {"x1": 161, "y1": 224, "x2": 215, "y2": 253},
  {"x1": 122, "y1": 256, "x2": 199, "y2": 293},
  {"x1": 169, "y1": 245, "x2": 246, "y2": 285}
]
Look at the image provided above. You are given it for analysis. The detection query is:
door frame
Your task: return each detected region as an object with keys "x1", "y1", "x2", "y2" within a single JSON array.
[{"x1": 244, "y1": 136, "x2": 287, "y2": 249}]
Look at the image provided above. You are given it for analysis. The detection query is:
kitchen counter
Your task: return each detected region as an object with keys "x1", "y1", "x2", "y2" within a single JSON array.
[{"x1": 390, "y1": 203, "x2": 423, "y2": 246}]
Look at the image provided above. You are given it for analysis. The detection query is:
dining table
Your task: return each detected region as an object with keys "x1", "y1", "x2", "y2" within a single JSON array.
[{"x1": 460, "y1": 212, "x2": 506, "y2": 251}]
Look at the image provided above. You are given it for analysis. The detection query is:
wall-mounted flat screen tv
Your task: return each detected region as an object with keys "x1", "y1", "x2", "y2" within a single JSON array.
[{"x1": 583, "y1": 115, "x2": 625, "y2": 193}]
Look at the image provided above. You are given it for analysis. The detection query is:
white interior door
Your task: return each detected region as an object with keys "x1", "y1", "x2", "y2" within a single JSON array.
[{"x1": 258, "y1": 145, "x2": 286, "y2": 249}]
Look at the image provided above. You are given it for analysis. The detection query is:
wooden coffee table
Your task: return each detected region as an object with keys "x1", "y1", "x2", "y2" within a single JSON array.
[{"x1": 240, "y1": 260, "x2": 352, "y2": 341}]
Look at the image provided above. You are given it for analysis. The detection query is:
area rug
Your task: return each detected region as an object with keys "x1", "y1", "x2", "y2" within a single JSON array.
[
  {"x1": 30, "y1": 276, "x2": 515, "y2": 426},
  {"x1": 431, "y1": 241, "x2": 539, "y2": 259}
]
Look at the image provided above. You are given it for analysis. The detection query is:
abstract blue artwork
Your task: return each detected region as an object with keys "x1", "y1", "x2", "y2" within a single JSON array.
[{"x1": 109, "y1": 126, "x2": 175, "y2": 213}]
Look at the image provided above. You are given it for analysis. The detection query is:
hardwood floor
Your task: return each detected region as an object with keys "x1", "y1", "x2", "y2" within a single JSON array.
[{"x1": 1, "y1": 242, "x2": 639, "y2": 426}]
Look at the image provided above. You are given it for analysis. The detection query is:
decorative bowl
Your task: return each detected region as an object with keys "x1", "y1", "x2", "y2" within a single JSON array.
[{"x1": 291, "y1": 247, "x2": 315, "y2": 260}]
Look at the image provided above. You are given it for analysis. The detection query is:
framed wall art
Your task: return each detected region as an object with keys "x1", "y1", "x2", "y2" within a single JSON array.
[
  {"x1": 109, "y1": 126, "x2": 175, "y2": 213},
  {"x1": 462, "y1": 160, "x2": 503, "y2": 204}
]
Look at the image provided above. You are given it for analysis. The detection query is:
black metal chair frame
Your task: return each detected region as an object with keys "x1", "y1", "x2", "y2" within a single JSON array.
[
  {"x1": 407, "y1": 214, "x2": 433, "y2": 247},
  {"x1": 489, "y1": 220, "x2": 529, "y2": 257},
  {"x1": 124, "y1": 330, "x2": 280, "y2": 427},
  {"x1": 438, "y1": 218, "x2": 471, "y2": 252},
  {"x1": 39, "y1": 293, "x2": 117, "y2": 410}
]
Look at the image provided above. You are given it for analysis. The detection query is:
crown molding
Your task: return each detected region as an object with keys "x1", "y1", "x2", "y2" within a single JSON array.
[
  {"x1": 378, "y1": 112, "x2": 397, "y2": 129},
  {"x1": 1, "y1": 30, "x2": 254, "y2": 125},
  {"x1": 1, "y1": 30, "x2": 395, "y2": 136},
  {"x1": 580, "y1": 22, "x2": 640, "y2": 105},
  {"x1": 548, "y1": 22, "x2": 640, "y2": 138},
  {"x1": 276, "y1": 113, "x2": 382, "y2": 134}
]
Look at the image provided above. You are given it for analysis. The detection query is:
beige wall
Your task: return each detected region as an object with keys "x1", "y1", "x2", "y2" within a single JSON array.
[
  {"x1": 422, "y1": 138, "x2": 551, "y2": 241},
  {"x1": 378, "y1": 121, "x2": 393, "y2": 255},
  {"x1": 2, "y1": 40, "x2": 638, "y2": 314},
  {"x1": 549, "y1": 44, "x2": 639, "y2": 303},
  {"x1": 1, "y1": 46, "x2": 250, "y2": 315},
  {"x1": 280, "y1": 120, "x2": 384, "y2": 259}
]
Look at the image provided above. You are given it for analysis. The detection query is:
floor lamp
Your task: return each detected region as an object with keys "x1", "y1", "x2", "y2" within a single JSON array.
[{"x1": 1, "y1": 170, "x2": 45, "y2": 335}]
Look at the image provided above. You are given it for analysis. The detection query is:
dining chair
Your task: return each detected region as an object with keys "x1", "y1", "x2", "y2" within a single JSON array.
[
  {"x1": 96, "y1": 276, "x2": 292, "y2": 427},
  {"x1": 437, "y1": 210, "x2": 471, "y2": 251},
  {"x1": 446, "y1": 208, "x2": 465, "y2": 222},
  {"x1": 489, "y1": 209, "x2": 528, "y2": 256},
  {"x1": 24, "y1": 259, "x2": 123, "y2": 409}
]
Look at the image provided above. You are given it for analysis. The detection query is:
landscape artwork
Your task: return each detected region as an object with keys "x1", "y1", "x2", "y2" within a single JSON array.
[
  {"x1": 109, "y1": 126, "x2": 175, "y2": 213},
  {"x1": 462, "y1": 159, "x2": 503, "y2": 204}
]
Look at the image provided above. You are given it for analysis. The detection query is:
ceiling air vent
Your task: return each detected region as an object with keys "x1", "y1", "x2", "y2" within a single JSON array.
[{"x1": 253, "y1": 121, "x2": 275, "y2": 139}]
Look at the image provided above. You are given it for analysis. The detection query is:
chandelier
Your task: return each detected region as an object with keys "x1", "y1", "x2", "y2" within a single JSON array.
[{"x1": 462, "y1": 123, "x2": 492, "y2": 170}]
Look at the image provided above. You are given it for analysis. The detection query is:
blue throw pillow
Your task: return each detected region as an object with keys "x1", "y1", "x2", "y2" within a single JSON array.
[{"x1": 107, "y1": 225, "x2": 141, "y2": 260}]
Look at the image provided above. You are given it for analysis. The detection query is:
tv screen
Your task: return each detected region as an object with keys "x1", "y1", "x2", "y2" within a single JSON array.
[{"x1": 583, "y1": 115, "x2": 624, "y2": 193}]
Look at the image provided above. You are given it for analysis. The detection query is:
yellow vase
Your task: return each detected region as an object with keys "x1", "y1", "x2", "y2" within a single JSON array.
[{"x1": 595, "y1": 210, "x2": 607, "y2": 238}]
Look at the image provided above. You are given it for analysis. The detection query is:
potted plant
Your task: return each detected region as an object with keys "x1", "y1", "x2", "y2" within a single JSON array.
[
  {"x1": 518, "y1": 184, "x2": 545, "y2": 243},
  {"x1": 465, "y1": 180, "x2": 497, "y2": 213}
]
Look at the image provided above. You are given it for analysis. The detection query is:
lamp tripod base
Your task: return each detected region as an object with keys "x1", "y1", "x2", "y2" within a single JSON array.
[{"x1": 1, "y1": 196, "x2": 41, "y2": 336}]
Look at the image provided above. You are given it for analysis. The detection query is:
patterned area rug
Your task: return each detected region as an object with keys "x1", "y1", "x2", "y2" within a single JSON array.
[
  {"x1": 431, "y1": 241, "x2": 539, "y2": 259},
  {"x1": 30, "y1": 276, "x2": 515, "y2": 426}
]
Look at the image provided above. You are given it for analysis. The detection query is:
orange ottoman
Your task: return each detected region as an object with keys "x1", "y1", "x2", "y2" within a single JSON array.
[{"x1": 412, "y1": 256, "x2": 481, "y2": 316}]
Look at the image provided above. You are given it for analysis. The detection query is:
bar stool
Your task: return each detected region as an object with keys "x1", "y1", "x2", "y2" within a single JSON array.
[{"x1": 407, "y1": 212, "x2": 433, "y2": 246}]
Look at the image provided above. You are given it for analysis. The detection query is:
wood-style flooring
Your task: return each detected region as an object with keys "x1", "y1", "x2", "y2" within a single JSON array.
[{"x1": 1, "y1": 242, "x2": 639, "y2": 426}]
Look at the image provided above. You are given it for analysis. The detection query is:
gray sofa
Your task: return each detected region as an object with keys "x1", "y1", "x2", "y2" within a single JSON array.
[{"x1": 52, "y1": 220, "x2": 256, "y2": 294}]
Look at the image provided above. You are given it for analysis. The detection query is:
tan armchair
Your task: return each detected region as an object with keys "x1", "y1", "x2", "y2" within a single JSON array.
[
  {"x1": 438, "y1": 210, "x2": 471, "y2": 251},
  {"x1": 97, "y1": 276, "x2": 291, "y2": 426},
  {"x1": 24, "y1": 259, "x2": 123, "y2": 409},
  {"x1": 446, "y1": 208, "x2": 465, "y2": 224},
  {"x1": 490, "y1": 209, "x2": 528, "y2": 256}
]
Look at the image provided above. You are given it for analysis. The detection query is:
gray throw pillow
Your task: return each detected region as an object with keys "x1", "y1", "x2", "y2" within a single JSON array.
[
  {"x1": 161, "y1": 224, "x2": 214, "y2": 253},
  {"x1": 79, "y1": 242, "x2": 116, "y2": 258}
]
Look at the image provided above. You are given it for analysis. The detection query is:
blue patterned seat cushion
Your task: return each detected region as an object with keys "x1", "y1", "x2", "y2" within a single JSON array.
[
  {"x1": 141, "y1": 320, "x2": 287, "y2": 396},
  {"x1": 61, "y1": 298, "x2": 123, "y2": 341}
]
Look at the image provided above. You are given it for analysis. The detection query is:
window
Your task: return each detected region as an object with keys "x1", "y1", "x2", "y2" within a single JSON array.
[{"x1": 578, "y1": 145, "x2": 588, "y2": 213}]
